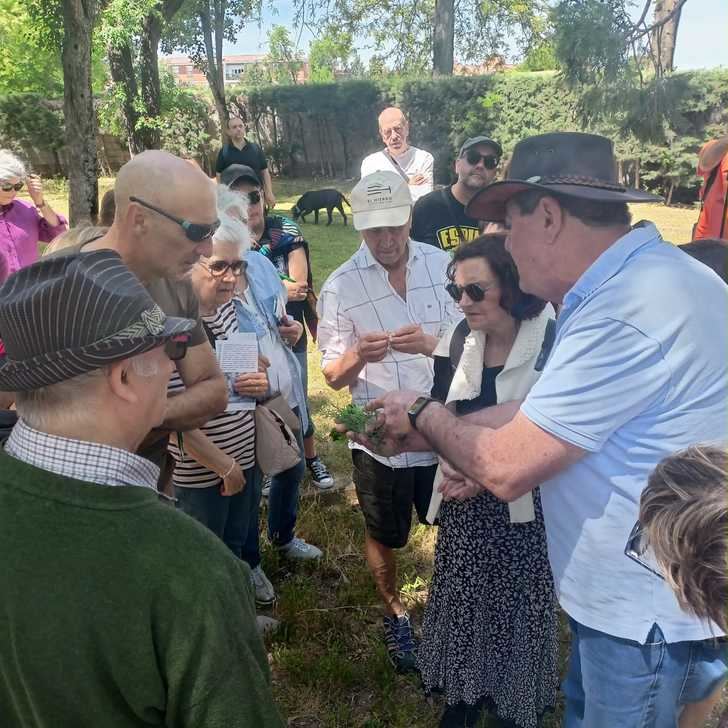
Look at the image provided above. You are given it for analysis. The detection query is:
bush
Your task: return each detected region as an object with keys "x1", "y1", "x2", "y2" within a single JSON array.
[{"x1": 238, "y1": 69, "x2": 728, "y2": 199}]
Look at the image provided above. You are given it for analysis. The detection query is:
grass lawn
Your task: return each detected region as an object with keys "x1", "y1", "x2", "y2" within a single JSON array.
[{"x1": 37, "y1": 177, "x2": 722, "y2": 727}]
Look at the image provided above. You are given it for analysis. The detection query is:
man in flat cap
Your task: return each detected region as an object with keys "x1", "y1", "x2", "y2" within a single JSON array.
[
  {"x1": 346, "y1": 133, "x2": 728, "y2": 726},
  {"x1": 0, "y1": 252, "x2": 284, "y2": 728},
  {"x1": 411, "y1": 136, "x2": 502, "y2": 251}
]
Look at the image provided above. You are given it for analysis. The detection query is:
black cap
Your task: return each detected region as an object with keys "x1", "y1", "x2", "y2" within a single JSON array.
[
  {"x1": 220, "y1": 164, "x2": 261, "y2": 188},
  {"x1": 0, "y1": 251, "x2": 195, "y2": 391},
  {"x1": 459, "y1": 136, "x2": 503, "y2": 158}
]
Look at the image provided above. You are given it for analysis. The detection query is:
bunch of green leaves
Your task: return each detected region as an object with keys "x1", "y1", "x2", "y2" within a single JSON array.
[{"x1": 329, "y1": 403, "x2": 383, "y2": 443}]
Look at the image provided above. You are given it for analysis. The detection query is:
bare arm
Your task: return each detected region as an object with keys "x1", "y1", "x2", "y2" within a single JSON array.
[
  {"x1": 323, "y1": 345, "x2": 367, "y2": 390},
  {"x1": 163, "y1": 341, "x2": 228, "y2": 431},
  {"x1": 282, "y1": 247, "x2": 309, "y2": 301},
  {"x1": 699, "y1": 137, "x2": 728, "y2": 173},
  {"x1": 416, "y1": 403, "x2": 584, "y2": 501},
  {"x1": 261, "y1": 168, "x2": 276, "y2": 207}
]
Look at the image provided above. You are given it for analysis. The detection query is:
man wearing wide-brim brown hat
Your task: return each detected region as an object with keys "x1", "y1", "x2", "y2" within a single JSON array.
[
  {"x1": 0, "y1": 251, "x2": 285, "y2": 728},
  {"x1": 345, "y1": 132, "x2": 728, "y2": 726}
]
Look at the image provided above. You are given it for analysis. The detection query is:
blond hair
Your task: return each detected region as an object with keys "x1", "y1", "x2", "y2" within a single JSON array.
[
  {"x1": 639, "y1": 445, "x2": 728, "y2": 632},
  {"x1": 43, "y1": 226, "x2": 108, "y2": 257}
]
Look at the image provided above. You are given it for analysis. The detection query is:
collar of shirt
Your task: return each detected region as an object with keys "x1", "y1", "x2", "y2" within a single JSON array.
[
  {"x1": 355, "y1": 238, "x2": 421, "y2": 274},
  {"x1": 562, "y1": 222, "x2": 661, "y2": 311},
  {"x1": 5, "y1": 419, "x2": 160, "y2": 490}
]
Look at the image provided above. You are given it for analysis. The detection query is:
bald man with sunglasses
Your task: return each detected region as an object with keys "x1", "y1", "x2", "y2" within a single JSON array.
[
  {"x1": 411, "y1": 136, "x2": 502, "y2": 251},
  {"x1": 52, "y1": 150, "x2": 228, "y2": 485}
]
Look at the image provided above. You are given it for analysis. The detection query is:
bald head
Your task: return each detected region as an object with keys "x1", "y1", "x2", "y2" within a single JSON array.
[
  {"x1": 107, "y1": 150, "x2": 218, "y2": 281},
  {"x1": 115, "y1": 150, "x2": 215, "y2": 222},
  {"x1": 377, "y1": 107, "x2": 409, "y2": 156}
]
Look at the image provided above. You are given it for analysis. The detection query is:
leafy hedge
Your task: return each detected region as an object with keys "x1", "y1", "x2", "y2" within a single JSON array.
[{"x1": 243, "y1": 69, "x2": 728, "y2": 202}]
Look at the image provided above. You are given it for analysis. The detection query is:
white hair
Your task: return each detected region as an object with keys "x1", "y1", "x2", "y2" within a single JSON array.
[
  {"x1": 214, "y1": 184, "x2": 253, "y2": 255},
  {"x1": 0, "y1": 149, "x2": 27, "y2": 182}
]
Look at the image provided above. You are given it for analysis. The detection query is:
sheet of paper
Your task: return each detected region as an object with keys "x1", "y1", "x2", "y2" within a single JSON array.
[{"x1": 215, "y1": 333, "x2": 258, "y2": 411}]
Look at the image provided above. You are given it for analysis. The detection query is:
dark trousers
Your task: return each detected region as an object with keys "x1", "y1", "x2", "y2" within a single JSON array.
[{"x1": 175, "y1": 465, "x2": 261, "y2": 562}]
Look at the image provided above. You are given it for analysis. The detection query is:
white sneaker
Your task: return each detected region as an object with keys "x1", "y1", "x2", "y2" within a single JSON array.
[
  {"x1": 278, "y1": 536, "x2": 323, "y2": 561},
  {"x1": 256, "y1": 614, "x2": 280, "y2": 636},
  {"x1": 261, "y1": 475, "x2": 272, "y2": 498},
  {"x1": 251, "y1": 565, "x2": 276, "y2": 606}
]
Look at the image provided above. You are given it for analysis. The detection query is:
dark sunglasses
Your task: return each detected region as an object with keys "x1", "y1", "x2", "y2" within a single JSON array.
[
  {"x1": 248, "y1": 190, "x2": 262, "y2": 205},
  {"x1": 129, "y1": 196, "x2": 220, "y2": 242},
  {"x1": 624, "y1": 521, "x2": 664, "y2": 579},
  {"x1": 445, "y1": 281, "x2": 496, "y2": 303},
  {"x1": 202, "y1": 259, "x2": 246, "y2": 277},
  {"x1": 464, "y1": 150, "x2": 499, "y2": 170},
  {"x1": 1, "y1": 181, "x2": 24, "y2": 192},
  {"x1": 165, "y1": 334, "x2": 191, "y2": 362}
]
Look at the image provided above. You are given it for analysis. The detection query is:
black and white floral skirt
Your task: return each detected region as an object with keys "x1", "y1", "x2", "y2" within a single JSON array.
[{"x1": 417, "y1": 487, "x2": 559, "y2": 728}]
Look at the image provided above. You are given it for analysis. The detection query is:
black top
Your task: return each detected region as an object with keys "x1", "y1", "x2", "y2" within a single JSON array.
[
  {"x1": 411, "y1": 186, "x2": 481, "y2": 251},
  {"x1": 431, "y1": 355, "x2": 504, "y2": 415},
  {"x1": 215, "y1": 140, "x2": 268, "y2": 176}
]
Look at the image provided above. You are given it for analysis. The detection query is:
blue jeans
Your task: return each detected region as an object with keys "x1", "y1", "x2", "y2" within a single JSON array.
[
  {"x1": 293, "y1": 348, "x2": 314, "y2": 440},
  {"x1": 242, "y1": 408, "x2": 306, "y2": 562},
  {"x1": 175, "y1": 465, "x2": 261, "y2": 561},
  {"x1": 563, "y1": 618, "x2": 728, "y2": 727}
]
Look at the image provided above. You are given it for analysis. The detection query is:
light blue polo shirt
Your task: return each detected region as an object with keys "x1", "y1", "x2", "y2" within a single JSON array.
[{"x1": 521, "y1": 222, "x2": 728, "y2": 644}]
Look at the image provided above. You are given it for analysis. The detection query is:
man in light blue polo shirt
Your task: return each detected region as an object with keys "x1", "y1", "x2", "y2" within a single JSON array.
[{"x1": 350, "y1": 133, "x2": 728, "y2": 726}]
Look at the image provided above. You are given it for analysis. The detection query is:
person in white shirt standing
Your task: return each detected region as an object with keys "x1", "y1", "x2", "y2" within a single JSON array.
[
  {"x1": 360, "y1": 108, "x2": 435, "y2": 202},
  {"x1": 317, "y1": 170, "x2": 459, "y2": 674}
]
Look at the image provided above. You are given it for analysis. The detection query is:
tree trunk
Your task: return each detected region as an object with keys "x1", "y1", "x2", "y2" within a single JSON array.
[
  {"x1": 107, "y1": 42, "x2": 144, "y2": 155},
  {"x1": 62, "y1": 0, "x2": 100, "y2": 225},
  {"x1": 200, "y1": 1, "x2": 228, "y2": 140},
  {"x1": 651, "y1": 0, "x2": 683, "y2": 73},
  {"x1": 432, "y1": 0, "x2": 455, "y2": 76}
]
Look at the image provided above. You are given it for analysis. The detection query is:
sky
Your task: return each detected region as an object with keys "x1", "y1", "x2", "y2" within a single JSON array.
[{"x1": 223, "y1": 0, "x2": 728, "y2": 71}]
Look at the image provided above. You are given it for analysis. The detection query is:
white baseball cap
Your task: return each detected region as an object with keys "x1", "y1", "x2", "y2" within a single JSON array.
[{"x1": 351, "y1": 171, "x2": 413, "y2": 231}]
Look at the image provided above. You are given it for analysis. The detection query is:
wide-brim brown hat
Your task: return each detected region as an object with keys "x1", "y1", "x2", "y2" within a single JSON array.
[
  {"x1": 0, "y1": 251, "x2": 195, "y2": 391},
  {"x1": 467, "y1": 132, "x2": 662, "y2": 222}
]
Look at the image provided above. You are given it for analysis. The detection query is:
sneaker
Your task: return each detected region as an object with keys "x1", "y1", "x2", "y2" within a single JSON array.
[
  {"x1": 383, "y1": 613, "x2": 418, "y2": 674},
  {"x1": 251, "y1": 565, "x2": 276, "y2": 606},
  {"x1": 306, "y1": 456, "x2": 335, "y2": 490},
  {"x1": 277, "y1": 536, "x2": 323, "y2": 561},
  {"x1": 261, "y1": 475, "x2": 272, "y2": 498},
  {"x1": 256, "y1": 614, "x2": 280, "y2": 637}
]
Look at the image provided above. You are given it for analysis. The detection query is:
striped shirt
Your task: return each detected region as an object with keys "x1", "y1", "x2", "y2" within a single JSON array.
[{"x1": 168, "y1": 301, "x2": 256, "y2": 488}]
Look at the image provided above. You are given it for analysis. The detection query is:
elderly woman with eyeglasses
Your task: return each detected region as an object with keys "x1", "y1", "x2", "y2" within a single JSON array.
[
  {"x1": 418, "y1": 234, "x2": 559, "y2": 728},
  {"x1": 0, "y1": 150, "x2": 67, "y2": 276}
]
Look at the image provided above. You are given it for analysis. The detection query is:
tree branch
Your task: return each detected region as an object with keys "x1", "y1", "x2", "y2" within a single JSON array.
[{"x1": 629, "y1": 0, "x2": 689, "y2": 41}]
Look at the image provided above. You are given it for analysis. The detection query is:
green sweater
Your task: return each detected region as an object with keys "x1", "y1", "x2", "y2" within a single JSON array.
[{"x1": 0, "y1": 453, "x2": 285, "y2": 728}]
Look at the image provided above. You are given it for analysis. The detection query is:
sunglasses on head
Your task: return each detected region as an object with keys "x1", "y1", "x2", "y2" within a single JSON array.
[
  {"x1": 165, "y1": 334, "x2": 191, "y2": 362},
  {"x1": 129, "y1": 196, "x2": 220, "y2": 242},
  {"x1": 464, "y1": 150, "x2": 499, "y2": 170},
  {"x1": 202, "y1": 259, "x2": 245, "y2": 277},
  {"x1": 445, "y1": 281, "x2": 496, "y2": 303},
  {"x1": 1, "y1": 181, "x2": 24, "y2": 192}
]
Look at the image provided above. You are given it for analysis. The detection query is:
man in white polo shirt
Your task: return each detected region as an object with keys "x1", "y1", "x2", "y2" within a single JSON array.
[
  {"x1": 360, "y1": 108, "x2": 434, "y2": 202},
  {"x1": 317, "y1": 170, "x2": 459, "y2": 674},
  {"x1": 350, "y1": 133, "x2": 728, "y2": 726}
]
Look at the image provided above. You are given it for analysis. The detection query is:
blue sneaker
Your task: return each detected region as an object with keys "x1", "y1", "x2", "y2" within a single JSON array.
[{"x1": 383, "y1": 613, "x2": 418, "y2": 673}]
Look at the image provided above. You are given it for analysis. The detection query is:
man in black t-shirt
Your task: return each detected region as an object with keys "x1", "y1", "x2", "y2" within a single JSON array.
[
  {"x1": 411, "y1": 136, "x2": 502, "y2": 251},
  {"x1": 216, "y1": 116, "x2": 276, "y2": 208}
]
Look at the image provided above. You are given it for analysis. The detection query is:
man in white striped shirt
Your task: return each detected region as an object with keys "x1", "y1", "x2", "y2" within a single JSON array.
[{"x1": 317, "y1": 171, "x2": 460, "y2": 673}]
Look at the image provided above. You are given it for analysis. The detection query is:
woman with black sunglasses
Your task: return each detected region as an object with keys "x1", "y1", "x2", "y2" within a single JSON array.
[
  {"x1": 0, "y1": 150, "x2": 67, "y2": 278},
  {"x1": 418, "y1": 234, "x2": 559, "y2": 728}
]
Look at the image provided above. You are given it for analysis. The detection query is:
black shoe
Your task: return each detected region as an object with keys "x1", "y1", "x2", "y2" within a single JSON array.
[
  {"x1": 439, "y1": 701, "x2": 483, "y2": 728},
  {"x1": 382, "y1": 613, "x2": 418, "y2": 673}
]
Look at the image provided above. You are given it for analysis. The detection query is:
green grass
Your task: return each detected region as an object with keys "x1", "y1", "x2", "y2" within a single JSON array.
[{"x1": 39, "y1": 176, "x2": 722, "y2": 727}]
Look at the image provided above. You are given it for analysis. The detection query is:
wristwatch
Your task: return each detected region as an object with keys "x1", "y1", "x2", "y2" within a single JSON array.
[{"x1": 407, "y1": 396, "x2": 437, "y2": 431}]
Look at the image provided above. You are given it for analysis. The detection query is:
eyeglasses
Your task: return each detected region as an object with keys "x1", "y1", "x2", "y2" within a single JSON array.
[
  {"x1": 445, "y1": 281, "x2": 497, "y2": 303},
  {"x1": 200, "y1": 259, "x2": 246, "y2": 277},
  {"x1": 1, "y1": 181, "x2": 24, "y2": 192},
  {"x1": 624, "y1": 521, "x2": 664, "y2": 579},
  {"x1": 165, "y1": 334, "x2": 191, "y2": 362},
  {"x1": 464, "y1": 150, "x2": 499, "y2": 170},
  {"x1": 381, "y1": 126, "x2": 406, "y2": 139},
  {"x1": 247, "y1": 190, "x2": 262, "y2": 205},
  {"x1": 129, "y1": 196, "x2": 220, "y2": 242}
]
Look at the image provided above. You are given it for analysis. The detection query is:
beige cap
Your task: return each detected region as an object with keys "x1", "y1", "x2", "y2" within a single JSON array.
[{"x1": 351, "y1": 171, "x2": 412, "y2": 231}]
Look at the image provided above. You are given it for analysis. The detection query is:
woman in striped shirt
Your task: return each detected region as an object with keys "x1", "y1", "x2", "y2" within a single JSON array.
[{"x1": 168, "y1": 228, "x2": 277, "y2": 600}]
